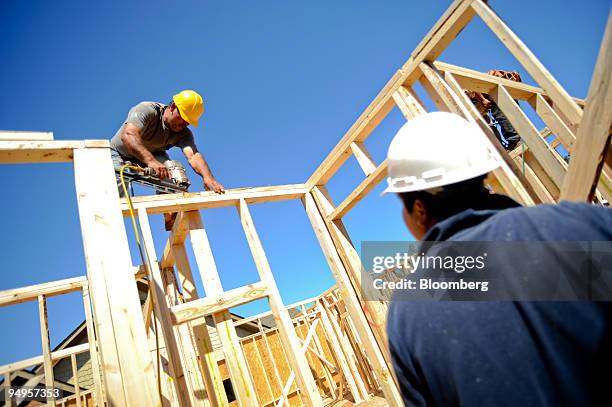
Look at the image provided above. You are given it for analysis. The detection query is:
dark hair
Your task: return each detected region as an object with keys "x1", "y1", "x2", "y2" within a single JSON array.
[{"x1": 399, "y1": 175, "x2": 490, "y2": 221}]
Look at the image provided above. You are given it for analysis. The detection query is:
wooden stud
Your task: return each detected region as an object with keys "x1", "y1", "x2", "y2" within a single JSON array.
[
  {"x1": 529, "y1": 93, "x2": 576, "y2": 150},
  {"x1": 82, "y1": 284, "x2": 104, "y2": 407},
  {"x1": 303, "y1": 191, "x2": 403, "y2": 406},
  {"x1": 402, "y1": 0, "x2": 476, "y2": 75},
  {"x1": 392, "y1": 86, "x2": 427, "y2": 120},
  {"x1": 187, "y1": 210, "x2": 259, "y2": 407},
  {"x1": 561, "y1": 9, "x2": 612, "y2": 201},
  {"x1": 350, "y1": 141, "x2": 377, "y2": 176},
  {"x1": 257, "y1": 319, "x2": 290, "y2": 407},
  {"x1": 275, "y1": 320, "x2": 320, "y2": 407},
  {"x1": 70, "y1": 354, "x2": 82, "y2": 407},
  {"x1": 73, "y1": 147, "x2": 160, "y2": 407},
  {"x1": 329, "y1": 159, "x2": 388, "y2": 221},
  {"x1": 38, "y1": 295, "x2": 56, "y2": 407},
  {"x1": 4, "y1": 372, "x2": 12, "y2": 407},
  {"x1": 300, "y1": 305, "x2": 337, "y2": 398},
  {"x1": 309, "y1": 187, "x2": 391, "y2": 362},
  {"x1": 316, "y1": 301, "x2": 367, "y2": 402},
  {"x1": 137, "y1": 207, "x2": 193, "y2": 407},
  {"x1": 442, "y1": 69, "x2": 537, "y2": 205},
  {"x1": 162, "y1": 268, "x2": 210, "y2": 407},
  {"x1": 306, "y1": 70, "x2": 404, "y2": 189},
  {"x1": 472, "y1": 0, "x2": 583, "y2": 131},
  {"x1": 490, "y1": 84, "x2": 567, "y2": 189},
  {"x1": 162, "y1": 212, "x2": 233, "y2": 406},
  {"x1": 237, "y1": 199, "x2": 323, "y2": 407},
  {"x1": 168, "y1": 233, "x2": 227, "y2": 407}
]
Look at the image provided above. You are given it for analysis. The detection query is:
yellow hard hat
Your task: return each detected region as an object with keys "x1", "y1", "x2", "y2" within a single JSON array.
[{"x1": 173, "y1": 90, "x2": 204, "y2": 127}]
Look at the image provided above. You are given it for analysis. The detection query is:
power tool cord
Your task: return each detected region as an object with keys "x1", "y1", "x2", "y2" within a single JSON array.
[{"x1": 119, "y1": 164, "x2": 163, "y2": 401}]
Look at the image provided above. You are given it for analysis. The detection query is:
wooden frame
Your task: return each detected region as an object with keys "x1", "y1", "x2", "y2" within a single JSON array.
[
  {"x1": 0, "y1": 278, "x2": 102, "y2": 407},
  {"x1": 0, "y1": 1, "x2": 608, "y2": 406}
]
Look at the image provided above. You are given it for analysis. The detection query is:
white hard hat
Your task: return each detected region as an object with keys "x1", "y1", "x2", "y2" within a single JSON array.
[{"x1": 382, "y1": 112, "x2": 500, "y2": 194}]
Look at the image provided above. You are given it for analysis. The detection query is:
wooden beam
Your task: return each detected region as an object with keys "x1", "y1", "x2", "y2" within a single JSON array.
[
  {"x1": 307, "y1": 0, "x2": 476, "y2": 189},
  {"x1": 160, "y1": 221, "x2": 227, "y2": 407},
  {"x1": 122, "y1": 184, "x2": 308, "y2": 215},
  {"x1": 38, "y1": 295, "x2": 56, "y2": 407},
  {"x1": 137, "y1": 208, "x2": 191, "y2": 406},
  {"x1": 0, "y1": 131, "x2": 53, "y2": 141},
  {"x1": 472, "y1": 0, "x2": 583, "y2": 131},
  {"x1": 187, "y1": 210, "x2": 259, "y2": 406},
  {"x1": 329, "y1": 159, "x2": 388, "y2": 221},
  {"x1": 561, "y1": 8, "x2": 612, "y2": 201},
  {"x1": 310, "y1": 187, "x2": 391, "y2": 353},
  {"x1": 73, "y1": 147, "x2": 160, "y2": 407},
  {"x1": 82, "y1": 284, "x2": 104, "y2": 407},
  {"x1": 442, "y1": 69, "x2": 537, "y2": 204},
  {"x1": 160, "y1": 211, "x2": 190, "y2": 269},
  {"x1": 315, "y1": 301, "x2": 367, "y2": 402},
  {"x1": 302, "y1": 192, "x2": 403, "y2": 406},
  {"x1": 529, "y1": 93, "x2": 576, "y2": 149},
  {"x1": 70, "y1": 354, "x2": 82, "y2": 407},
  {"x1": 0, "y1": 277, "x2": 86, "y2": 307},
  {"x1": 161, "y1": 268, "x2": 210, "y2": 407},
  {"x1": 0, "y1": 344, "x2": 90, "y2": 376},
  {"x1": 172, "y1": 254, "x2": 227, "y2": 406},
  {"x1": 306, "y1": 70, "x2": 404, "y2": 188},
  {"x1": 0, "y1": 140, "x2": 109, "y2": 164},
  {"x1": 404, "y1": 0, "x2": 476, "y2": 71},
  {"x1": 434, "y1": 61, "x2": 585, "y2": 106},
  {"x1": 237, "y1": 199, "x2": 323, "y2": 406},
  {"x1": 170, "y1": 282, "x2": 269, "y2": 324},
  {"x1": 350, "y1": 141, "x2": 377, "y2": 176},
  {"x1": 392, "y1": 86, "x2": 427, "y2": 120},
  {"x1": 4, "y1": 372, "x2": 11, "y2": 407},
  {"x1": 491, "y1": 85, "x2": 567, "y2": 189}
]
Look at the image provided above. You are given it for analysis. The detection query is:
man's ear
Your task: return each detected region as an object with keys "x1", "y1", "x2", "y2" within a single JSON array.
[{"x1": 412, "y1": 199, "x2": 428, "y2": 227}]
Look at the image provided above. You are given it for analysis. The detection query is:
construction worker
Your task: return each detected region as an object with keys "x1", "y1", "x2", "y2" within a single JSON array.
[
  {"x1": 382, "y1": 112, "x2": 611, "y2": 406},
  {"x1": 110, "y1": 90, "x2": 225, "y2": 197},
  {"x1": 466, "y1": 69, "x2": 522, "y2": 151}
]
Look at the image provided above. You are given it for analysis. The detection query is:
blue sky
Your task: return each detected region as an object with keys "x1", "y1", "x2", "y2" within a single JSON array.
[{"x1": 0, "y1": 0, "x2": 609, "y2": 366}]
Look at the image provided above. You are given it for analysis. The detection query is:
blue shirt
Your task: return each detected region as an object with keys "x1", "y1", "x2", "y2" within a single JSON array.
[{"x1": 387, "y1": 202, "x2": 612, "y2": 406}]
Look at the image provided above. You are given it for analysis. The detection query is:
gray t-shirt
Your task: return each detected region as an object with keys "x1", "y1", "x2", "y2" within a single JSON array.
[{"x1": 110, "y1": 101, "x2": 197, "y2": 159}]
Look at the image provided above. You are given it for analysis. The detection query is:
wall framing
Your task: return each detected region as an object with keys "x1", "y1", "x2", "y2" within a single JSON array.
[{"x1": 0, "y1": 1, "x2": 609, "y2": 406}]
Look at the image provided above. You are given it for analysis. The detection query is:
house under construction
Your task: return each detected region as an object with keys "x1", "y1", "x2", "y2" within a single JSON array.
[{"x1": 1, "y1": 0, "x2": 610, "y2": 406}]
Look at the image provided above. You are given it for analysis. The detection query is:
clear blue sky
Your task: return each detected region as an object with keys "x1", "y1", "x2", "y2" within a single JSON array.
[{"x1": 0, "y1": 0, "x2": 609, "y2": 366}]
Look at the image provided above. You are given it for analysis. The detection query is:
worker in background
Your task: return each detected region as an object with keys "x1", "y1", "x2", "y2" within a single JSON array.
[
  {"x1": 382, "y1": 112, "x2": 611, "y2": 406},
  {"x1": 110, "y1": 90, "x2": 225, "y2": 228},
  {"x1": 466, "y1": 69, "x2": 522, "y2": 151}
]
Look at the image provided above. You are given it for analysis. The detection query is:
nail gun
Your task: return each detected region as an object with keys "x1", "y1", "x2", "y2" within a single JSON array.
[{"x1": 117, "y1": 160, "x2": 191, "y2": 194}]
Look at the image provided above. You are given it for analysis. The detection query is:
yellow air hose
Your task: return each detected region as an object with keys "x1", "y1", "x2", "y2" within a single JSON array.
[{"x1": 119, "y1": 164, "x2": 163, "y2": 401}]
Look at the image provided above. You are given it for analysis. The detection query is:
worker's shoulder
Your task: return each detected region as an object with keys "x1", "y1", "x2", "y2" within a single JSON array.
[
  {"x1": 130, "y1": 101, "x2": 164, "y2": 115},
  {"x1": 456, "y1": 202, "x2": 612, "y2": 241}
]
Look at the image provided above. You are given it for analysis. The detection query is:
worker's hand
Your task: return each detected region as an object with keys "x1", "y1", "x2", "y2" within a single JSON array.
[
  {"x1": 147, "y1": 160, "x2": 170, "y2": 179},
  {"x1": 204, "y1": 178, "x2": 225, "y2": 194}
]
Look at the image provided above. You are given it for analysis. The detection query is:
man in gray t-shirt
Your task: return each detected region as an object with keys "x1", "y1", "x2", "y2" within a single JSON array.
[{"x1": 110, "y1": 90, "x2": 224, "y2": 195}]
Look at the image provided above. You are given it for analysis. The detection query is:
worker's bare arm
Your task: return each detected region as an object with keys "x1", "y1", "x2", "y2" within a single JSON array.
[
  {"x1": 120, "y1": 123, "x2": 169, "y2": 178},
  {"x1": 182, "y1": 145, "x2": 225, "y2": 194}
]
